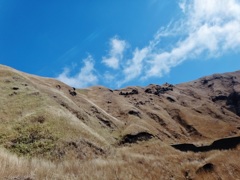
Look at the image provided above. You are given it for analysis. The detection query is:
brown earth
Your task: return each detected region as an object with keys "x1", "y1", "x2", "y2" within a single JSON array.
[{"x1": 0, "y1": 64, "x2": 239, "y2": 179}]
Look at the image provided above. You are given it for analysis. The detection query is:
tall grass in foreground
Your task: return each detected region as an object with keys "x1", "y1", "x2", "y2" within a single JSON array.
[{"x1": 0, "y1": 145, "x2": 240, "y2": 180}]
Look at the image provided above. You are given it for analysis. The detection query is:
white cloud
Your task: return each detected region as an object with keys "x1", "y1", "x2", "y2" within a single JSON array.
[
  {"x1": 102, "y1": 37, "x2": 127, "y2": 69},
  {"x1": 57, "y1": 0, "x2": 240, "y2": 88},
  {"x1": 179, "y1": 0, "x2": 187, "y2": 13},
  {"x1": 142, "y1": 0, "x2": 240, "y2": 79},
  {"x1": 57, "y1": 55, "x2": 98, "y2": 88},
  {"x1": 117, "y1": 47, "x2": 149, "y2": 86}
]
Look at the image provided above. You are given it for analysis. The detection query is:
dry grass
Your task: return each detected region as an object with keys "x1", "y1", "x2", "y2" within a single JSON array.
[
  {"x1": 0, "y1": 144, "x2": 240, "y2": 180},
  {"x1": 1, "y1": 65, "x2": 240, "y2": 179}
]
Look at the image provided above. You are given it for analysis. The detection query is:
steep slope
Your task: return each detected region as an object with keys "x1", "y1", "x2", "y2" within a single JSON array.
[
  {"x1": 0, "y1": 64, "x2": 240, "y2": 179},
  {"x1": 0, "y1": 65, "x2": 120, "y2": 160},
  {"x1": 85, "y1": 72, "x2": 240, "y2": 144}
]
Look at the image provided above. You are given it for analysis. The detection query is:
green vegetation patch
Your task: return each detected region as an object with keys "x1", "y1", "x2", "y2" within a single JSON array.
[{"x1": 2, "y1": 116, "x2": 58, "y2": 158}]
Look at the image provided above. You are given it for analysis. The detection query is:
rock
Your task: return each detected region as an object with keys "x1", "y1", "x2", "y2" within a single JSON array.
[
  {"x1": 120, "y1": 132, "x2": 154, "y2": 145},
  {"x1": 12, "y1": 87, "x2": 19, "y2": 90},
  {"x1": 119, "y1": 89, "x2": 139, "y2": 96},
  {"x1": 144, "y1": 83, "x2": 174, "y2": 96},
  {"x1": 211, "y1": 95, "x2": 228, "y2": 102},
  {"x1": 196, "y1": 163, "x2": 214, "y2": 174},
  {"x1": 69, "y1": 90, "x2": 77, "y2": 96},
  {"x1": 128, "y1": 110, "x2": 141, "y2": 118},
  {"x1": 201, "y1": 79, "x2": 209, "y2": 85},
  {"x1": 226, "y1": 92, "x2": 240, "y2": 116},
  {"x1": 167, "y1": 96, "x2": 175, "y2": 102},
  {"x1": 56, "y1": 85, "x2": 61, "y2": 89},
  {"x1": 145, "y1": 88, "x2": 152, "y2": 94}
]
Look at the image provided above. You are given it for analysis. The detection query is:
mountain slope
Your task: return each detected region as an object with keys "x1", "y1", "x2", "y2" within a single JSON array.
[
  {"x1": 85, "y1": 71, "x2": 240, "y2": 143},
  {"x1": 0, "y1": 64, "x2": 239, "y2": 179}
]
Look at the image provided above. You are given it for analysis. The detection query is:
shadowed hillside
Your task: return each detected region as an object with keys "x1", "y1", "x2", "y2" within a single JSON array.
[
  {"x1": 172, "y1": 136, "x2": 240, "y2": 152},
  {"x1": 0, "y1": 64, "x2": 240, "y2": 179}
]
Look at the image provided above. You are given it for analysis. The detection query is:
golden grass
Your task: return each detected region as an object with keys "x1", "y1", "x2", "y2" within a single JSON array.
[
  {"x1": 0, "y1": 71, "x2": 109, "y2": 161},
  {"x1": 0, "y1": 144, "x2": 239, "y2": 180},
  {"x1": 1, "y1": 65, "x2": 240, "y2": 179}
]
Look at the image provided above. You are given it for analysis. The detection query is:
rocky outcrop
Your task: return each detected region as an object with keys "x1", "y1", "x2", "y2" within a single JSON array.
[
  {"x1": 226, "y1": 92, "x2": 240, "y2": 116},
  {"x1": 196, "y1": 163, "x2": 215, "y2": 174},
  {"x1": 119, "y1": 89, "x2": 139, "y2": 96},
  {"x1": 144, "y1": 83, "x2": 174, "y2": 96},
  {"x1": 119, "y1": 132, "x2": 154, "y2": 145}
]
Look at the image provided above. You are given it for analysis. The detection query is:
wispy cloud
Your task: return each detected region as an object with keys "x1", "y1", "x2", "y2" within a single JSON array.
[
  {"x1": 57, "y1": 0, "x2": 240, "y2": 88},
  {"x1": 118, "y1": 0, "x2": 240, "y2": 84},
  {"x1": 102, "y1": 37, "x2": 127, "y2": 69},
  {"x1": 118, "y1": 47, "x2": 149, "y2": 86},
  {"x1": 57, "y1": 55, "x2": 98, "y2": 88},
  {"x1": 179, "y1": 0, "x2": 187, "y2": 13},
  {"x1": 142, "y1": 0, "x2": 240, "y2": 79}
]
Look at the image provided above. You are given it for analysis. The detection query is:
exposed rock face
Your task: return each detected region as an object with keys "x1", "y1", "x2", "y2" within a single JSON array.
[
  {"x1": 119, "y1": 89, "x2": 139, "y2": 96},
  {"x1": 119, "y1": 132, "x2": 154, "y2": 145},
  {"x1": 196, "y1": 163, "x2": 215, "y2": 174},
  {"x1": 144, "y1": 83, "x2": 174, "y2": 96},
  {"x1": 226, "y1": 92, "x2": 240, "y2": 116}
]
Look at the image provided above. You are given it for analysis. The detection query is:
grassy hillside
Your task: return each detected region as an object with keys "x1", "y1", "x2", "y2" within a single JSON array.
[
  {"x1": 0, "y1": 65, "x2": 240, "y2": 179},
  {"x1": 0, "y1": 65, "x2": 109, "y2": 161}
]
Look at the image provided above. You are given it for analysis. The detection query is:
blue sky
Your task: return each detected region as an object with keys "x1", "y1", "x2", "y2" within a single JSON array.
[{"x1": 1, "y1": 0, "x2": 240, "y2": 88}]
